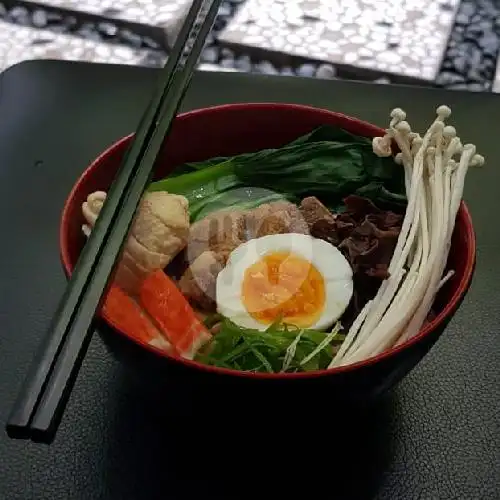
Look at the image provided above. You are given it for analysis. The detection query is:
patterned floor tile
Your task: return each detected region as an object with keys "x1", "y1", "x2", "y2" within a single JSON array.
[
  {"x1": 13, "y1": 0, "x2": 193, "y2": 47},
  {"x1": 493, "y1": 58, "x2": 500, "y2": 93},
  {"x1": 198, "y1": 62, "x2": 241, "y2": 72},
  {"x1": 218, "y1": 0, "x2": 461, "y2": 81},
  {"x1": 0, "y1": 20, "x2": 160, "y2": 71}
]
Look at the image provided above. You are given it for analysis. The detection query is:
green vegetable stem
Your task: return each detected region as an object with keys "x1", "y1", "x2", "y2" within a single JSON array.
[
  {"x1": 195, "y1": 319, "x2": 345, "y2": 373},
  {"x1": 148, "y1": 125, "x2": 406, "y2": 218}
]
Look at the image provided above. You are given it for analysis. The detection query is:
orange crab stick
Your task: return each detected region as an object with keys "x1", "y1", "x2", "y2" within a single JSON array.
[
  {"x1": 102, "y1": 285, "x2": 175, "y2": 354},
  {"x1": 139, "y1": 270, "x2": 212, "y2": 359}
]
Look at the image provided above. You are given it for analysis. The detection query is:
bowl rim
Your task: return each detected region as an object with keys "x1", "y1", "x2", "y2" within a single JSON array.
[{"x1": 60, "y1": 102, "x2": 476, "y2": 379}]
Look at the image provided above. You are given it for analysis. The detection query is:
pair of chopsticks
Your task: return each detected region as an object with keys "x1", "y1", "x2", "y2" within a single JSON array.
[{"x1": 6, "y1": 0, "x2": 224, "y2": 444}]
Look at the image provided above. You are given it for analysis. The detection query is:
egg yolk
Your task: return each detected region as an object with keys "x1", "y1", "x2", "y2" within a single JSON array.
[{"x1": 241, "y1": 252, "x2": 325, "y2": 328}]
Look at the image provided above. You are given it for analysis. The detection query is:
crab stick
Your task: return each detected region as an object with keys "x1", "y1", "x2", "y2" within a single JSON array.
[
  {"x1": 102, "y1": 285, "x2": 175, "y2": 354},
  {"x1": 139, "y1": 270, "x2": 212, "y2": 359}
]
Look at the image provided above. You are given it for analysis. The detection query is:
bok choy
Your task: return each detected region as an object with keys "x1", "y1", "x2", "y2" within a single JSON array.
[{"x1": 148, "y1": 126, "x2": 406, "y2": 220}]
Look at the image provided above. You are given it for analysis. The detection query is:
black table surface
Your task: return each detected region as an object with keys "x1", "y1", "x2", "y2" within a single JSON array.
[{"x1": 0, "y1": 60, "x2": 499, "y2": 500}]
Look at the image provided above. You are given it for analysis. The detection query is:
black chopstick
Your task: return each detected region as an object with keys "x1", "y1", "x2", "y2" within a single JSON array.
[{"x1": 6, "y1": 0, "x2": 223, "y2": 443}]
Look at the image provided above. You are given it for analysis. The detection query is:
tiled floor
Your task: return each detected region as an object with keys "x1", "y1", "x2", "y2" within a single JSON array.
[
  {"x1": 16, "y1": 0, "x2": 193, "y2": 47},
  {"x1": 218, "y1": 0, "x2": 460, "y2": 82},
  {"x1": 0, "y1": 0, "x2": 499, "y2": 91},
  {"x1": 0, "y1": 19, "x2": 165, "y2": 71},
  {"x1": 493, "y1": 60, "x2": 500, "y2": 92}
]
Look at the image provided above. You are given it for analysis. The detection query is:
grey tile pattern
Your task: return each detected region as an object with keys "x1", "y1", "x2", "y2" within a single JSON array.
[
  {"x1": 438, "y1": 0, "x2": 500, "y2": 92},
  {"x1": 0, "y1": 0, "x2": 498, "y2": 92},
  {"x1": 0, "y1": 20, "x2": 161, "y2": 70},
  {"x1": 493, "y1": 59, "x2": 500, "y2": 92},
  {"x1": 218, "y1": 0, "x2": 461, "y2": 81},
  {"x1": 198, "y1": 62, "x2": 241, "y2": 72},
  {"x1": 15, "y1": 0, "x2": 193, "y2": 46}
]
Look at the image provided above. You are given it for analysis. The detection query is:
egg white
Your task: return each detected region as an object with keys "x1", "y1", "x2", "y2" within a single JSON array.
[{"x1": 216, "y1": 233, "x2": 353, "y2": 331}]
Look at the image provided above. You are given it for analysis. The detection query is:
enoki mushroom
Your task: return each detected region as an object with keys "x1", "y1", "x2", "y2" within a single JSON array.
[{"x1": 329, "y1": 106, "x2": 484, "y2": 368}]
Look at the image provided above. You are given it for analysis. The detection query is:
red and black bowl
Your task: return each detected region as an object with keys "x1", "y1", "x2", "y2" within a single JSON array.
[{"x1": 59, "y1": 103, "x2": 475, "y2": 404}]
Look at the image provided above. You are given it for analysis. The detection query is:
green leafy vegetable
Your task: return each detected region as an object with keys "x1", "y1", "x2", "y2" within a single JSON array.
[
  {"x1": 148, "y1": 125, "x2": 405, "y2": 219},
  {"x1": 202, "y1": 313, "x2": 224, "y2": 329},
  {"x1": 281, "y1": 329, "x2": 304, "y2": 372},
  {"x1": 195, "y1": 319, "x2": 345, "y2": 373},
  {"x1": 298, "y1": 322, "x2": 342, "y2": 367},
  {"x1": 149, "y1": 162, "x2": 289, "y2": 222},
  {"x1": 354, "y1": 183, "x2": 407, "y2": 211}
]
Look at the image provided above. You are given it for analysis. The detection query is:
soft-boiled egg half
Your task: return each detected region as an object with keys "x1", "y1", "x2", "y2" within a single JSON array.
[{"x1": 216, "y1": 233, "x2": 353, "y2": 331}]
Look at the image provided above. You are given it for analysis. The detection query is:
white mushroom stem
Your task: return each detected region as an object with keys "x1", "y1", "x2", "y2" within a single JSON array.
[
  {"x1": 333, "y1": 105, "x2": 483, "y2": 367},
  {"x1": 438, "y1": 270, "x2": 455, "y2": 291},
  {"x1": 328, "y1": 301, "x2": 372, "y2": 367},
  {"x1": 398, "y1": 145, "x2": 479, "y2": 344},
  {"x1": 345, "y1": 118, "x2": 454, "y2": 362},
  {"x1": 350, "y1": 115, "x2": 437, "y2": 353},
  {"x1": 342, "y1": 266, "x2": 406, "y2": 358},
  {"x1": 363, "y1": 117, "x2": 421, "y2": 335}
]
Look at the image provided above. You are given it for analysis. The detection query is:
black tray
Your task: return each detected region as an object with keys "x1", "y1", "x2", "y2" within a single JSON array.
[{"x1": 0, "y1": 60, "x2": 499, "y2": 500}]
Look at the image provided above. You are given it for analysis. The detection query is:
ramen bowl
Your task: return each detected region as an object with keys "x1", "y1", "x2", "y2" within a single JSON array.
[{"x1": 59, "y1": 103, "x2": 475, "y2": 403}]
